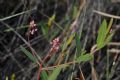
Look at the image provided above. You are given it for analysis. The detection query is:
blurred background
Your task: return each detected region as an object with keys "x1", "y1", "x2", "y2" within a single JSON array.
[{"x1": 0, "y1": 0, "x2": 120, "y2": 80}]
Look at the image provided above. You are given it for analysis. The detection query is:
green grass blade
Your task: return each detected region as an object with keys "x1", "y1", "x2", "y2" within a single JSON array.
[
  {"x1": 40, "y1": 22, "x2": 49, "y2": 37},
  {"x1": 41, "y1": 71, "x2": 48, "y2": 80},
  {"x1": 66, "y1": 33, "x2": 75, "y2": 46},
  {"x1": 106, "y1": 18, "x2": 113, "y2": 35},
  {"x1": 76, "y1": 54, "x2": 93, "y2": 62},
  {"x1": 20, "y1": 46, "x2": 38, "y2": 63},
  {"x1": 75, "y1": 33, "x2": 81, "y2": 55},
  {"x1": 47, "y1": 14, "x2": 56, "y2": 28},
  {"x1": 97, "y1": 19, "x2": 107, "y2": 49},
  {"x1": 48, "y1": 67, "x2": 62, "y2": 80}
]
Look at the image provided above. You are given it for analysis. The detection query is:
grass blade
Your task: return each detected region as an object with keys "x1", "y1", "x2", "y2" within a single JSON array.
[
  {"x1": 41, "y1": 71, "x2": 48, "y2": 80},
  {"x1": 76, "y1": 54, "x2": 93, "y2": 62},
  {"x1": 20, "y1": 46, "x2": 38, "y2": 63},
  {"x1": 40, "y1": 21, "x2": 49, "y2": 38},
  {"x1": 48, "y1": 67, "x2": 62, "y2": 80},
  {"x1": 106, "y1": 18, "x2": 113, "y2": 35},
  {"x1": 48, "y1": 14, "x2": 56, "y2": 28},
  {"x1": 75, "y1": 33, "x2": 81, "y2": 55},
  {"x1": 66, "y1": 33, "x2": 75, "y2": 46}
]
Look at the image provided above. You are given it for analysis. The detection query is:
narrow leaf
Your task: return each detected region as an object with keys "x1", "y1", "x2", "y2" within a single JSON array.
[
  {"x1": 48, "y1": 14, "x2": 56, "y2": 28},
  {"x1": 66, "y1": 33, "x2": 75, "y2": 46},
  {"x1": 40, "y1": 22, "x2": 48, "y2": 37},
  {"x1": 48, "y1": 67, "x2": 62, "y2": 80},
  {"x1": 20, "y1": 46, "x2": 37, "y2": 63},
  {"x1": 61, "y1": 38, "x2": 67, "y2": 52},
  {"x1": 76, "y1": 54, "x2": 93, "y2": 62},
  {"x1": 75, "y1": 33, "x2": 81, "y2": 55},
  {"x1": 41, "y1": 71, "x2": 48, "y2": 80},
  {"x1": 106, "y1": 18, "x2": 113, "y2": 35},
  {"x1": 62, "y1": 33, "x2": 75, "y2": 52},
  {"x1": 97, "y1": 19, "x2": 107, "y2": 49}
]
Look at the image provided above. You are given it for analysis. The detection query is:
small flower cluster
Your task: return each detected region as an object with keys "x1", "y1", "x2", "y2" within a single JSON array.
[
  {"x1": 50, "y1": 37, "x2": 60, "y2": 52},
  {"x1": 28, "y1": 20, "x2": 38, "y2": 35}
]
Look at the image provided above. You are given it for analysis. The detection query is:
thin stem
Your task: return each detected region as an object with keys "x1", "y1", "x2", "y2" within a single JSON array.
[
  {"x1": 93, "y1": 10, "x2": 120, "y2": 19},
  {"x1": 106, "y1": 49, "x2": 110, "y2": 80},
  {"x1": 37, "y1": 64, "x2": 42, "y2": 80},
  {"x1": 43, "y1": 51, "x2": 52, "y2": 63},
  {"x1": 42, "y1": 61, "x2": 77, "y2": 71}
]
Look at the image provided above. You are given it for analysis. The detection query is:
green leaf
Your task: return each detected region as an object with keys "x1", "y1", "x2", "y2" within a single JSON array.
[
  {"x1": 103, "y1": 18, "x2": 113, "y2": 47},
  {"x1": 40, "y1": 22, "x2": 49, "y2": 38},
  {"x1": 106, "y1": 18, "x2": 113, "y2": 35},
  {"x1": 41, "y1": 71, "x2": 48, "y2": 80},
  {"x1": 104, "y1": 33, "x2": 114, "y2": 46},
  {"x1": 62, "y1": 33, "x2": 75, "y2": 52},
  {"x1": 76, "y1": 54, "x2": 93, "y2": 62},
  {"x1": 48, "y1": 14, "x2": 56, "y2": 28},
  {"x1": 66, "y1": 33, "x2": 75, "y2": 46},
  {"x1": 20, "y1": 46, "x2": 38, "y2": 63},
  {"x1": 75, "y1": 33, "x2": 81, "y2": 55},
  {"x1": 48, "y1": 67, "x2": 62, "y2": 80},
  {"x1": 97, "y1": 19, "x2": 107, "y2": 49},
  {"x1": 61, "y1": 38, "x2": 67, "y2": 52}
]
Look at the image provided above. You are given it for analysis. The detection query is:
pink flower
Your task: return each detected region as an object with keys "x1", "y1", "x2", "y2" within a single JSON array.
[
  {"x1": 28, "y1": 20, "x2": 38, "y2": 35},
  {"x1": 50, "y1": 37, "x2": 60, "y2": 52}
]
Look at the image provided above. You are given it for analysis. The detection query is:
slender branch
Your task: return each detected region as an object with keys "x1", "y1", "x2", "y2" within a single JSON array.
[
  {"x1": 42, "y1": 61, "x2": 77, "y2": 70},
  {"x1": 0, "y1": 9, "x2": 35, "y2": 21},
  {"x1": 93, "y1": 10, "x2": 120, "y2": 19}
]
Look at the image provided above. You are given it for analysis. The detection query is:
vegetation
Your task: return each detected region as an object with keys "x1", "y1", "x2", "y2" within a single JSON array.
[{"x1": 0, "y1": 0, "x2": 120, "y2": 80}]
